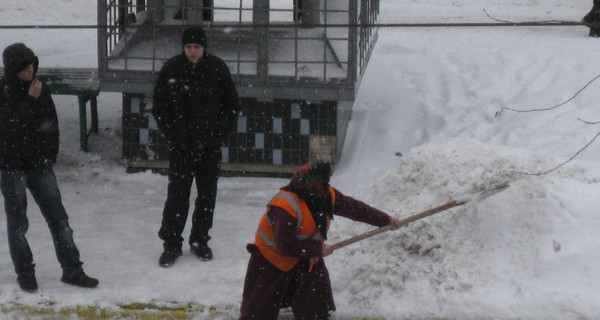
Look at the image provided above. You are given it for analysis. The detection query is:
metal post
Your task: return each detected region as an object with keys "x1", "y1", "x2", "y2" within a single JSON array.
[
  {"x1": 203, "y1": 0, "x2": 213, "y2": 22},
  {"x1": 300, "y1": 0, "x2": 321, "y2": 27},
  {"x1": 348, "y1": 0, "x2": 357, "y2": 85},
  {"x1": 90, "y1": 95, "x2": 99, "y2": 134},
  {"x1": 184, "y1": 0, "x2": 212, "y2": 24},
  {"x1": 146, "y1": 0, "x2": 165, "y2": 24},
  {"x1": 136, "y1": 0, "x2": 145, "y2": 12},
  {"x1": 97, "y1": 0, "x2": 107, "y2": 82},
  {"x1": 253, "y1": 0, "x2": 269, "y2": 83},
  {"x1": 186, "y1": 0, "x2": 203, "y2": 24},
  {"x1": 78, "y1": 95, "x2": 89, "y2": 152}
]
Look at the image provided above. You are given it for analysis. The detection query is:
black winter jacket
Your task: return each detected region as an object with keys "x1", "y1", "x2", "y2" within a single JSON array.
[
  {"x1": 0, "y1": 43, "x2": 59, "y2": 170},
  {"x1": 152, "y1": 52, "x2": 240, "y2": 154}
]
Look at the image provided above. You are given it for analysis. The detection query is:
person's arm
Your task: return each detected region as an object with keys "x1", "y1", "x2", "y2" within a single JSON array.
[
  {"x1": 268, "y1": 206, "x2": 323, "y2": 259},
  {"x1": 332, "y1": 188, "x2": 401, "y2": 229},
  {"x1": 40, "y1": 83, "x2": 60, "y2": 161},
  {"x1": 152, "y1": 67, "x2": 176, "y2": 139},
  {"x1": 0, "y1": 82, "x2": 38, "y2": 138},
  {"x1": 217, "y1": 62, "x2": 240, "y2": 134}
]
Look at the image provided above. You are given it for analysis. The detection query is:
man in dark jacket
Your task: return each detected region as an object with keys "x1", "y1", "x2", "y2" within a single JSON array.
[
  {"x1": 152, "y1": 27, "x2": 240, "y2": 267},
  {"x1": 239, "y1": 162, "x2": 402, "y2": 320},
  {"x1": 0, "y1": 43, "x2": 98, "y2": 292}
]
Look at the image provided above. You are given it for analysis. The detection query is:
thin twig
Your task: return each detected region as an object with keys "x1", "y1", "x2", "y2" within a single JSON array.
[
  {"x1": 513, "y1": 128, "x2": 600, "y2": 176},
  {"x1": 483, "y1": 8, "x2": 583, "y2": 25},
  {"x1": 578, "y1": 117, "x2": 600, "y2": 125},
  {"x1": 497, "y1": 74, "x2": 600, "y2": 115}
]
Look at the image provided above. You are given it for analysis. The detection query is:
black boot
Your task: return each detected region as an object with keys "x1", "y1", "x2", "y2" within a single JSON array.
[
  {"x1": 159, "y1": 248, "x2": 182, "y2": 267},
  {"x1": 191, "y1": 244, "x2": 213, "y2": 261},
  {"x1": 61, "y1": 270, "x2": 99, "y2": 288},
  {"x1": 17, "y1": 272, "x2": 38, "y2": 293}
]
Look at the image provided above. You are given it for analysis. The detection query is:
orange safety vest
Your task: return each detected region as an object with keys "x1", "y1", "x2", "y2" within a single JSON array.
[{"x1": 254, "y1": 187, "x2": 336, "y2": 272}]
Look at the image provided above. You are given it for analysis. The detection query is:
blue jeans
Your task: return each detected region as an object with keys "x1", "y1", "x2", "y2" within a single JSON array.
[{"x1": 1, "y1": 163, "x2": 82, "y2": 275}]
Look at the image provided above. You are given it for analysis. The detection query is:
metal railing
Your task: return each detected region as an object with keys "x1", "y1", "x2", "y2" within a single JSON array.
[{"x1": 97, "y1": 0, "x2": 379, "y2": 100}]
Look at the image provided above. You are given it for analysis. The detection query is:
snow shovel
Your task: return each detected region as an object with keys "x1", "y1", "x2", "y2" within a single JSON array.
[{"x1": 330, "y1": 183, "x2": 509, "y2": 251}]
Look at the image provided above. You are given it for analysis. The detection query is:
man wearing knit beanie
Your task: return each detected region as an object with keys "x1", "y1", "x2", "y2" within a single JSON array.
[
  {"x1": 181, "y1": 27, "x2": 206, "y2": 48},
  {"x1": 153, "y1": 27, "x2": 241, "y2": 267}
]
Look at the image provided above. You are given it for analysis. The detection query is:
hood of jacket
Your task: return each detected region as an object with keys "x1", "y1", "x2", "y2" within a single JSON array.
[{"x1": 2, "y1": 43, "x2": 38, "y2": 84}]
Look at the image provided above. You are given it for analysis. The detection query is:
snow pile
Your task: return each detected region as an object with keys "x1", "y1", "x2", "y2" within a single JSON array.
[{"x1": 329, "y1": 139, "x2": 600, "y2": 319}]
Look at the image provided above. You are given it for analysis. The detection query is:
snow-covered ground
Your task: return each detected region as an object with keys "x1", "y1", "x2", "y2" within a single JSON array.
[{"x1": 1, "y1": 0, "x2": 599, "y2": 319}]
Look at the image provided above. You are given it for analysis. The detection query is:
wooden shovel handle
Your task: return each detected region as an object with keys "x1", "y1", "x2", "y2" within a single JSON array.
[{"x1": 330, "y1": 200, "x2": 462, "y2": 250}]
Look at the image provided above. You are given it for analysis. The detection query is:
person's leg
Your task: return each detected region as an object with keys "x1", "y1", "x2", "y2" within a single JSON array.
[
  {"x1": 189, "y1": 149, "x2": 220, "y2": 257},
  {"x1": 239, "y1": 252, "x2": 291, "y2": 320},
  {"x1": 159, "y1": 153, "x2": 195, "y2": 250},
  {"x1": 26, "y1": 164, "x2": 81, "y2": 272},
  {"x1": 291, "y1": 259, "x2": 336, "y2": 320},
  {"x1": 1, "y1": 169, "x2": 37, "y2": 291},
  {"x1": 25, "y1": 164, "x2": 98, "y2": 287},
  {"x1": 202, "y1": 0, "x2": 213, "y2": 21}
]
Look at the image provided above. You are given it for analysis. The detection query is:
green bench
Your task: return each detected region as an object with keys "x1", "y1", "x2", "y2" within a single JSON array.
[{"x1": 0, "y1": 68, "x2": 100, "y2": 152}]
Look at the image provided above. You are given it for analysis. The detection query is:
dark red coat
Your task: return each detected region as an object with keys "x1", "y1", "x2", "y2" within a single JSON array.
[{"x1": 239, "y1": 187, "x2": 393, "y2": 320}]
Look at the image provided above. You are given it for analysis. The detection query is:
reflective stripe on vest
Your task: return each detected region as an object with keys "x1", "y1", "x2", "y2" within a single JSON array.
[
  {"x1": 270, "y1": 192, "x2": 303, "y2": 233},
  {"x1": 254, "y1": 188, "x2": 336, "y2": 271}
]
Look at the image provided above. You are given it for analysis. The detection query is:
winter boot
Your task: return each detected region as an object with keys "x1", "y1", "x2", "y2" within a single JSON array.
[
  {"x1": 159, "y1": 248, "x2": 183, "y2": 267},
  {"x1": 191, "y1": 244, "x2": 213, "y2": 261},
  {"x1": 61, "y1": 270, "x2": 99, "y2": 288},
  {"x1": 17, "y1": 272, "x2": 38, "y2": 293}
]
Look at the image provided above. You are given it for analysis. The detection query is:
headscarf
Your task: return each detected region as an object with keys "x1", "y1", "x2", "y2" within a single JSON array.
[{"x1": 281, "y1": 161, "x2": 333, "y2": 239}]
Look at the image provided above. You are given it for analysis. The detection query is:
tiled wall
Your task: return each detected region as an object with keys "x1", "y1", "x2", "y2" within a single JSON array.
[{"x1": 122, "y1": 94, "x2": 338, "y2": 166}]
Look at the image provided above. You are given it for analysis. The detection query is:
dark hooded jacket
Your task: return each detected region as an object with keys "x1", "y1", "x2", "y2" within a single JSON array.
[
  {"x1": 152, "y1": 51, "x2": 240, "y2": 154},
  {"x1": 0, "y1": 43, "x2": 59, "y2": 169}
]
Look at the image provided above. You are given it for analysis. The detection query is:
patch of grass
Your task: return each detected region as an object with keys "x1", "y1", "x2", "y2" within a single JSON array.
[
  {"x1": 1, "y1": 302, "x2": 455, "y2": 319},
  {"x1": 1, "y1": 301, "x2": 239, "y2": 320}
]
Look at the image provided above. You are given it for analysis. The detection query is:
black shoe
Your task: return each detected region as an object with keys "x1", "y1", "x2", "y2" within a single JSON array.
[
  {"x1": 159, "y1": 248, "x2": 182, "y2": 267},
  {"x1": 191, "y1": 244, "x2": 213, "y2": 261},
  {"x1": 17, "y1": 272, "x2": 38, "y2": 293},
  {"x1": 61, "y1": 270, "x2": 99, "y2": 288}
]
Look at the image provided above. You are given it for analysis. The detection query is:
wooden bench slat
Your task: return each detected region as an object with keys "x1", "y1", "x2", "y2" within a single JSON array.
[{"x1": 0, "y1": 67, "x2": 100, "y2": 93}]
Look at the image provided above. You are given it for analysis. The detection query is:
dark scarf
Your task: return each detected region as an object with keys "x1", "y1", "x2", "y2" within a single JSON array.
[{"x1": 281, "y1": 161, "x2": 333, "y2": 239}]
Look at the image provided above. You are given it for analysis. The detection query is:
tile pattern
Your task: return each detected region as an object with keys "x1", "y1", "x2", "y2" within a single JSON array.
[{"x1": 122, "y1": 95, "x2": 337, "y2": 165}]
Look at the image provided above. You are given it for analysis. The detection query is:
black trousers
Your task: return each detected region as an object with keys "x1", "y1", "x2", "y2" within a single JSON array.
[{"x1": 158, "y1": 148, "x2": 221, "y2": 250}]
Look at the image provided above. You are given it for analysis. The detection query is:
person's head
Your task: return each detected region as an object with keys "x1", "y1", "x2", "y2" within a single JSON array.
[
  {"x1": 287, "y1": 161, "x2": 332, "y2": 198},
  {"x1": 2, "y1": 43, "x2": 38, "y2": 83},
  {"x1": 181, "y1": 27, "x2": 206, "y2": 63},
  {"x1": 285, "y1": 161, "x2": 334, "y2": 239},
  {"x1": 17, "y1": 64, "x2": 35, "y2": 81}
]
